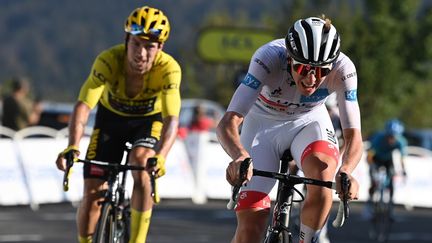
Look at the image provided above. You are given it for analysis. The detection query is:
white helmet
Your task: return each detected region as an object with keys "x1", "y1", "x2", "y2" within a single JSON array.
[{"x1": 285, "y1": 17, "x2": 340, "y2": 66}]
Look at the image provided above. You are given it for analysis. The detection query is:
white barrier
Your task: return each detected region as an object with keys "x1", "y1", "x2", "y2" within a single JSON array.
[
  {"x1": 187, "y1": 134, "x2": 432, "y2": 208},
  {"x1": 0, "y1": 139, "x2": 30, "y2": 205},
  {"x1": 1, "y1": 126, "x2": 432, "y2": 208}
]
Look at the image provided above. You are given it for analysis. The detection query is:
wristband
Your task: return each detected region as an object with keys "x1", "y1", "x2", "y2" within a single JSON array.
[{"x1": 61, "y1": 145, "x2": 80, "y2": 156}]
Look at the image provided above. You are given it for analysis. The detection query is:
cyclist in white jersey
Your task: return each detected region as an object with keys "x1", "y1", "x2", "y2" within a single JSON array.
[{"x1": 217, "y1": 16, "x2": 363, "y2": 243}]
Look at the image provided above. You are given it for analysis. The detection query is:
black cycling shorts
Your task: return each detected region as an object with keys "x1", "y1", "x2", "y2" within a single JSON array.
[{"x1": 83, "y1": 104, "x2": 163, "y2": 179}]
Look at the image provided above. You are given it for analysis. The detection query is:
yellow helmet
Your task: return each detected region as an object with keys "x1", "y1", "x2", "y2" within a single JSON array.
[{"x1": 124, "y1": 6, "x2": 170, "y2": 43}]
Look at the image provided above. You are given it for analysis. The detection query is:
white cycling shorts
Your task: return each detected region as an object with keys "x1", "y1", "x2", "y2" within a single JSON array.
[{"x1": 236, "y1": 105, "x2": 340, "y2": 210}]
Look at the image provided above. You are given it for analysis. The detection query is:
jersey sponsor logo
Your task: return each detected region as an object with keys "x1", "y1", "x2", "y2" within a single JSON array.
[
  {"x1": 87, "y1": 129, "x2": 100, "y2": 159},
  {"x1": 99, "y1": 57, "x2": 113, "y2": 74},
  {"x1": 341, "y1": 71, "x2": 357, "y2": 82},
  {"x1": 300, "y1": 89, "x2": 329, "y2": 103},
  {"x1": 163, "y1": 83, "x2": 179, "y2": 90},
  {"x1": 108, "y1": 92, "x2": 157, "y2": 114},
  {"x1": 270, "y1": 87, "x2": 282, "y2": 97},
  {"x1": 242, "y1": 73, "x2": 262, "y2": 89},
  {"x1": 345, "y1": 89, "x2": 357, "y2": 101},
  {"x1": 326, "y1": 128, "x2": 337, "y2": 144},
  {"x1": 162, "y1": 70, "x2": 180, "y2": 79},
  {"x1": 93, "y1": 69, "x2": 109, "y2": 83},
  {"x1": 258, "y1": 94, "x2": 316, "y2": 113},
  {"x1": 253, "y1": 58, "x2": 270, "y2": 74},
  {"x1": 134, "y1": 137, "x2": 157, "y2": 149},
  {"x1": 143, "y1": 88, "x2": 158, "y2": 94}
]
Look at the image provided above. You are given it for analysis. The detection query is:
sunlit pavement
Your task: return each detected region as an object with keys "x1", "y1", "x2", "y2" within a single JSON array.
[{"x1": 0, "y1": 200, "x2": 431, "y2": 243}]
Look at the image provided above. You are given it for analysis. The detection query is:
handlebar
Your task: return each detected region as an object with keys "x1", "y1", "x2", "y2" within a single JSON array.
[
  {"x1": 226, "y1": 158, "x2": 252, "y2": 210},
  {"x1": 147, "y1": 158, "x2": 161, "y2": 205},
  {"x1": 61, "y1": 157, "x2": 160, "y2": 204},
  {"x1": 332, "y1": 172, "x2": 350, "y2": 228},
  {"x1": 227, "y1": 159, "x2": 351, "y2": 227},
  {"x1": 62, "y1": 153, "x2": 75, "y2": 192}
]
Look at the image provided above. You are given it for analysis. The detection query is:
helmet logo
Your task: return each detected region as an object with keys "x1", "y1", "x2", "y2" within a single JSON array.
[{"x1": 288, "y1": 33, "x2": 298, "y2": 52}]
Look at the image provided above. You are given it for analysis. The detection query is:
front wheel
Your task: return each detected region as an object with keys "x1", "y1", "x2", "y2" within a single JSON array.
[
  {"x1": 264, "y1": 229, "x2": 291, "y2": 243},
  {"x1": 93, "y1": 203, "x2": 114, "y2": 243},
  {"x1": 93, "y1": 203, "x2": 129, "y2": 243}
]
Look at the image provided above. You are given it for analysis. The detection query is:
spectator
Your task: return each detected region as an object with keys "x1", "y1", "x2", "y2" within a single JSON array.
[
  {"x1": 189, "y1": 105, "x2": 216, "y2": 132},
  {"x1": 1, "y1": 77, "x2": 42, "y2": 131}
]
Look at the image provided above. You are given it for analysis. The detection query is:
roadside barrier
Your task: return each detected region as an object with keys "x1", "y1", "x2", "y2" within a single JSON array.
[{"x1": 1, "y1": 125, "x2": 432, "y2": 209}]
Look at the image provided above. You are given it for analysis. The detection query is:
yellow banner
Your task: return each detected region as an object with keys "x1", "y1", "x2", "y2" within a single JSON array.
[{"x1": 197, "y1": 27, "x2": 275, "y2": 63}]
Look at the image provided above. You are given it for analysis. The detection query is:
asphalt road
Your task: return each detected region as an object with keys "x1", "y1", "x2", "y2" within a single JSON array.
[{"x1": 0, "y1": 200, "x2": 431, "y2": 243}]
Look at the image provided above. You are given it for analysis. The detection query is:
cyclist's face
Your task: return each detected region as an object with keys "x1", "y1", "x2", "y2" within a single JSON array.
[
  {"x1": 290, "y1": 59, "x2": 332, "y2": 96},
  {"x1": 126, "y1": 35, "x2": 163, "y2": 74}
]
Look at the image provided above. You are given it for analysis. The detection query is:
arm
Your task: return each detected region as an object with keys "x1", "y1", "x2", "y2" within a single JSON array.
[
  {"x1": 156, "y1": 115, "x2": 179, "y2": 159},
  {"x1": 55, "y1": 101, "x2": 91, "y2": 171},
  {"x1": 216, "y1": 111, "x2": 248, "y2": 160},
  {"x1": 216, "y1": 111, "x2": 252, "y2": 186},
  {"x1": 339, "y1": 128, "x2": 363, "y2": 174},
  {"x1": 337, "y1": 127, "x2": 363, "y2": 199},
  {"x1": 68, "y1": 101, "x2": 91, "y2": 148}
]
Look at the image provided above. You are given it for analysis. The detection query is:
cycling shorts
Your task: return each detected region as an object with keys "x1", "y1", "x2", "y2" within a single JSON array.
[
  {"x1": 369, "y1": 157, "x2": 395, "y2": 178},
  {"x1": 236, "y1": 105, "x2": 339, "y2": 210},
  {"x1": 83, "y1": 104, "x2": 163, "y2": 180}
]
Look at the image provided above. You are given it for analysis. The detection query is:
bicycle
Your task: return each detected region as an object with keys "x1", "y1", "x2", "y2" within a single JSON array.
[
  {"x1": 62, "y1": 144, "x2": 160, "y2": 243},
  {"x1": 368, "y1": 165, "x2": 393, "y2": 242},
  {"x1": 227, "y1": 151, "x2": 351, "y2": 243}
]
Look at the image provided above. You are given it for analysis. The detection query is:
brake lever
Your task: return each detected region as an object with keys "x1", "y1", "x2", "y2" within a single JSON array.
[
  {"x1": 62, "y1": 152, "x2": 75, "y2": 192},
  {"x1": 340, "y1": 172, "x2": 351, "y2": 219}
]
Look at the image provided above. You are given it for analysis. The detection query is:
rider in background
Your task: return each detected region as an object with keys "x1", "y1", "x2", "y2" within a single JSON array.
[
  {"x1": 217, "y1": 15, "x2": 362, "y2": 243},
  {"x1": 365, "y1": 119, "x2": 407, "y2": 218},
  {"x1": 55, "y1": 6, "x2": 181, "y2": 243}
]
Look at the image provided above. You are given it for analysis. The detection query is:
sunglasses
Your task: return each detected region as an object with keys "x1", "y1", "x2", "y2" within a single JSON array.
[
  {"x1": 126, "y1": 24, "x2": 162, "y2": 39},
  {"x1": 292, "y1": 60, "x2": 332, "y2": 78}
]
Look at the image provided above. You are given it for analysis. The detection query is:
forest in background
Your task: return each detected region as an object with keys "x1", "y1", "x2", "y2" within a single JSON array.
[{"x1": 1, "y1": 0, "x2": 432, "y2": 136}]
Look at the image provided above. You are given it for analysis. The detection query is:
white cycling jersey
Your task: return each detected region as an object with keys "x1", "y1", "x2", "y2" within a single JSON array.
[
  {"x1": 227, "y1": 38, "x2": 360, "y2": 130},
  {"x1": 227, "y1": 39, "x2": 361, "y2": 208}
]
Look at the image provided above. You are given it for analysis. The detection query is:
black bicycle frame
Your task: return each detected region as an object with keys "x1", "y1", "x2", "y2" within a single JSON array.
[{"x1": 269, "y1": 159, "x2": 294, "y2": 236}]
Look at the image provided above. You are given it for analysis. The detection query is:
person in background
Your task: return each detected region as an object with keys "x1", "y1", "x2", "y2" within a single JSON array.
[
  {"x1": 364, "y1": 119, "x2": 407, "y2": 219},
  {"x1": 55, "y1": 6, "x2": 181, "y2": 243},
  {"x1": 1, "y1": 77, "x2": 42, "y2": 131},
  {"x1": 189, "y1": 104, "x2": 215, "y2": 132}
]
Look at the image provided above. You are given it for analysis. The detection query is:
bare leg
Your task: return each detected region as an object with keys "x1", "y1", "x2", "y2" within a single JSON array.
[
  {"x1": 232, "y1": 209, "x2": 269, "y2": 243},
  {"x1": 300, "y1": 152, "x2": 337, "y2": 241}
]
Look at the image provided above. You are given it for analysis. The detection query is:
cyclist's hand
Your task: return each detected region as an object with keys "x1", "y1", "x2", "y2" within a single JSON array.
[
  {"x1": 335, "y1": 172, "x2": 359, "y2": 201},
  {"x1": 56, "y1": 145, "x2": 80, "y2": 171},
  {"x1": 147, "y1": 154, "x2": 166, "y2": 178},
  {"x1": 226, "y1": 158, "x2": 253, "y2": 186}
]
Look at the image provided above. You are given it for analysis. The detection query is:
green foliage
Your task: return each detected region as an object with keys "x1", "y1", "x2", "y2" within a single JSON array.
[{"x1": 2, "y1": 0, "x2": 432, "y2": 135}]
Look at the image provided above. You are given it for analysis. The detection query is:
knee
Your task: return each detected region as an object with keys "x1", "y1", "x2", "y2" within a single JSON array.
[
  {"x1": 132, "y1": 170, "x2": 151, "y2": 189},
  {"x1": 236, "y1": 223, "x2": 267, "y2": 242},
  {"x1": 306, "y1": 188, "x2": 332, "y2": 206},
  {"x1": 302, "y1": 153, "x2": 337, "y2": 181},
  {"x1": 80, "y1": 192, "x2": 103, "y2": 211},
  {"x1": 235, "y1": 210, "x2": 268, "y2": 241}
]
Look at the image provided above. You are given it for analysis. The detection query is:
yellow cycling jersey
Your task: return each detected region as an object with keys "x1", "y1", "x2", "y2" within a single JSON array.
[{"x1": 78, "y1": 44, "x2": 181, "y2": 118}]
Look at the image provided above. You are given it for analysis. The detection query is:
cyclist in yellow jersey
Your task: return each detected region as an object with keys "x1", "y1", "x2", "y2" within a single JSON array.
[{"x1": 55, "y1": 6, "x2": 181, "y2": 243}]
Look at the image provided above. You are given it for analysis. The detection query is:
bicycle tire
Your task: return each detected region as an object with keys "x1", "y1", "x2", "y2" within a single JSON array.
[
  {"x1": 370, "y1": 189, "x2": 392, "y2": 242},
  {"x1": 93, "y1": 203, "x2": 115, "y2": 243},
  {"x1": 374, "y1": 201, "x2": 392, "y2": 242},
  {"x1": 264, "y1": 230, "x2": 290, "y2": 243}
]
